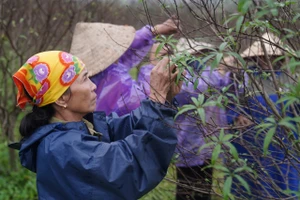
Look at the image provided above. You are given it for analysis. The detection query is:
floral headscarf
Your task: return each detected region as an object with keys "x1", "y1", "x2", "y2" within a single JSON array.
[{"x1": 13, "y1": 51, "x2": 85, "y2": 109}]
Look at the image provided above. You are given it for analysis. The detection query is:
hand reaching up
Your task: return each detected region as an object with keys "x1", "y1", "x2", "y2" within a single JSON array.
[
  {"x1": 149, "y1": 57, "x2": 183, "y2": 104},
  {"x1": 152, "y1": 15, "x2": 181, "y2": 36}
]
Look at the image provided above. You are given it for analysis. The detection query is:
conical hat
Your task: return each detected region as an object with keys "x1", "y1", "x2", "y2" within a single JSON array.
[
  {"x1": 241, "y1": 32, "x2": 283, "y2": 58},
  {"x1": 70, "y1": 22, "x2": 136, "y2": 77},
  {"x1": 176, "y1": 38, "x2": 214, "y2": 54}
]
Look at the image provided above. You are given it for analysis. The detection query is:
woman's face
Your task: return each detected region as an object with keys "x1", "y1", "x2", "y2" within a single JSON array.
[{"x1": 66, "y1": 68, "x2": 97, "y2": 116}]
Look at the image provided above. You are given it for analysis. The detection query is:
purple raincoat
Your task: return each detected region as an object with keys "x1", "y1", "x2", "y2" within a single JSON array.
[
  {"x1": 139, "y1": 65, "x2": 232, "y2": 166},
  {"x1": 90, "y1": 25, "x2": 154, "y2": 116},
  {"x1": 90, "y1": 24, "x2": 233, "y2": 167}
]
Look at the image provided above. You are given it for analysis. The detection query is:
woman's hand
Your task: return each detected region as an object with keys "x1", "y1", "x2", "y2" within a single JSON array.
[
  {"x1": 235, "y1": 115, "x2": 253, "y2": 130},
  {"x1": 149, "y1": 57, "x2": 181, "y2": 104},
  {"x1": 166, "y1": 70, "x2": 186, "y2": 102},
  {"x1": 151, "y1": 16, "x2": 181, "y2": 36}
]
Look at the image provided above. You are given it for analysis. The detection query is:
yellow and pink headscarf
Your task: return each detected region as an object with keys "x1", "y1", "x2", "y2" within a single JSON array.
[{"x1": 13, "y1": 51, "x2": 85, "y2": 109}]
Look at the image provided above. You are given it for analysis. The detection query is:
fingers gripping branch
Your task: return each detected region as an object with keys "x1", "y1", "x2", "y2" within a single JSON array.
[{"x1": 149, "y1": 57, "x2": 183, "y2": 104}]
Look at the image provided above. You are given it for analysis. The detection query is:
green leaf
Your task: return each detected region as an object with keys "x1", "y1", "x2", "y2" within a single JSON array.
[
  {"x1": 193, "y1": 78, "x2": 199, "y2": 90},
  {"x1": 197, "y1": 94, "x2": 205, "y2": 105},
  {"x1": 219, "y1": 42, "x2": 228, "y2": 52},
  {"x1": 277, "y1": 96, "x2": 296, "y2": 104},
  {"x1": 155, "y1": 34, "x2": 166, "y2": 43},
  {"x1": 256, "y1": 9, "x2": 269, "y2": 19},
  {"x1": 155, "y1": 43, "x2": 165, "y2": 57},
  {"x1": 256, "y1": 122, "x2": 274, "y2": 130},
  {"x1": 186, "y1": 65, "x2": 194, "y2": 76},
  {"x1": 191, "y1": 97, "x2": 199, "y2": 107},
  {"x1": 226, "y1": 93, "x2": 238, "y2": 103},
  {"x1": 234, "y1": 174, "x2": 251, "y2": 194},
  {"x1": 197, "y1": 108, "x2": 206, "y2": 124},
  {"x1": 285, "y1": 57, "x2": 300, "y2": 73},
  {"x1": 223, "y1": 134, "x2": 233, "y2": 142},
  {"x1": 224, "y1": 141, "x2": 239, "y2": 160},
  {"x1": 238, "y1": 0, "x2": 252, "y2": 14},
  {"x1": 174, "y1": 105, "x2": 196, "y2": 120},
  {"x1": 270, "y1": 8, "x2": 278, "y2": 16},
  {"x1": 272, "y1": 55, "x2": 285, "y2": 65},
  {"x1": 210, "y1": 136, "x2": 219, "y2": 143},
  {"x1": 243, "y1": 166, "x2": 254, "y2": 173},
  {"x1": 263, "y1": 127, "x2": 276, "y2": 155},
  {"x1": 222, "y1": 83, "x2": 234, "y2": 93},
  {"x1": 224, "y1": 15, "x2": 238, "y2": 26},
  {"x1": 201, "y1": 54, "x2": 216, "y2": 64},
  {"x1": 219, "y1": 128, "x2": 225, "y2": 140},
  {"x1": 213, "y1": 164, "x2": 230, "y2": 173},
  {"x1": 278, "y1": 118, "x2": 297, "y2": 132},
  {"x1": 211, "y1": 53, "x2": 223, "y2": 69},
  {"x1": 223, "y1": 176, "x2": 232, "y2": 198},
  {"x1": 236, "y1": 15, "x2": 244, "y2": 33},
  {"x1": 19, "y1": 35, "x2": 27, "y2": 40},
  {"x1": 292, "y1": 13, "x2": 300, "y2": 23},
  {"x1": 283, "y1": 98, "x2": 300, "y2": 112},
  {"x1": 226, "y1": 52, "x2": 246, "y2": 67},
  {"x1": 265, "y1": 117, "x2": 276, "y2": 124},
  {"x1": 216, "y1": 53, "x2": 223, "y2": 65},
  {"x1": 212, "y1": 144, "x2": 221, "y2": 165},
  {"x1": 203, "y1": 100, "x2": 217, "y2": 107},
  {"x1": 234, "y1": 166, "x2": 246, "y2": 174},
  {"x1": 291, "y1": 117, "x2": 300, "y2": 123},
  {"x1": 217, "y1": 95, "x2": 223, "y2": 103},
  {"x1": 198, "y1": 142, "x2": 214, "y2": 154}
]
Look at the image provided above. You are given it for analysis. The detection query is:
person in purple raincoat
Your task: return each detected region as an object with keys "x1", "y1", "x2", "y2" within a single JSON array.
[
  {"x1": 70, "y1": 17, "x2": 181, "y2": 116},
  {"x1": 69, "y1": 19, "x2": 233, "y2": 199},
  {"x1": 138, "y1": 38, "x2": 235, "y2": 200}
]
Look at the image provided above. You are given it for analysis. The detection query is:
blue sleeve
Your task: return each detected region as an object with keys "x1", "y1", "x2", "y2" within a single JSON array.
[
  {"x1": 105, "y1": 100, "x2": 176, "y2": 140},
  {"x1": 49, "y1": 99, "x2": 177, "y2": 199}
]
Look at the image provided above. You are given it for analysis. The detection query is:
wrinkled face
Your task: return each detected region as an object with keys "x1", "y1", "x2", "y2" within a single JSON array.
[{"x1": 66, "y1": 68, "x2": 97, "y2": 115}]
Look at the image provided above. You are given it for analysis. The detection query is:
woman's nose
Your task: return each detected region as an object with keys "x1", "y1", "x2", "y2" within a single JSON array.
[{"x1": 89, "y1": 78, "x2": 97, "y2": 91}]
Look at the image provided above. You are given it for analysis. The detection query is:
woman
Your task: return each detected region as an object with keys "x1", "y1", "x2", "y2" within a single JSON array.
[
  {"x1": 138, "y1": 39, "x2": 232, "y2": 200},
  {"x1": 228, "y1": 32, "x2": 300, "y2": 199},
  {"x1": 70, "y1": 17, "x2": 180, "y2": 116},
  {"x1": 13, "y1": 51, "x2": 183, "y2": 199}
]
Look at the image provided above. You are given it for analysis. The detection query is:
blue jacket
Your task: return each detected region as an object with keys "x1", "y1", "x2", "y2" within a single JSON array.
[
  {"x1": 19, "y1": 100, "x2": 177, "y2": 200},
  {"x1": 227, "y1": 71, "x2": 300, "y2": 198}
]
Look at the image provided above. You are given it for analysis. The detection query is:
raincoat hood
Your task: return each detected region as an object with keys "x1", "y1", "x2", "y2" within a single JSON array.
[{"x1": 19, "y1": 120, "x2": 89, "y2": 173}]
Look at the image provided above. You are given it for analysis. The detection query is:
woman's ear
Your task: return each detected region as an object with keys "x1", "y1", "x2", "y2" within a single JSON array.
[
  {"x1": 54, "y1": 88, "x2": 71, "y2": 108},
  {"x1": 55, "y1": 94, "x2": 69, "y2": 108}
]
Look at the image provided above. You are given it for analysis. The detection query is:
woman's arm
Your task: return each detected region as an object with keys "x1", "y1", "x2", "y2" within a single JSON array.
[
  {"x1": 119, "y1": 17, "x2": 180, "y2": 69},
  {"x1": 49, "y1": 99, "x2": 177, "y2": 199},
  {"x1": 118, "y1": 25, "x2": 155, "y2": 69}
]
